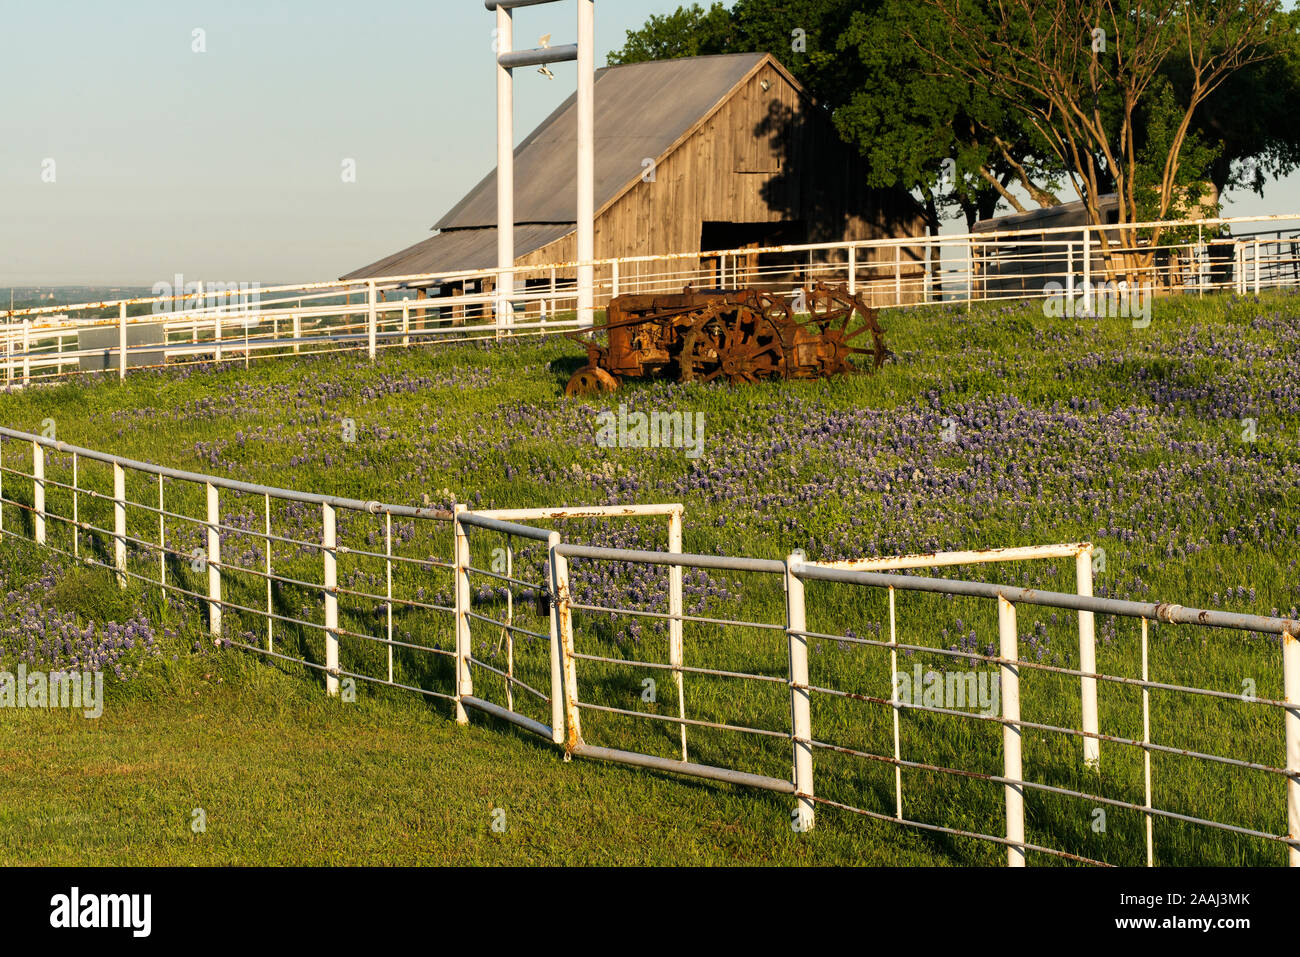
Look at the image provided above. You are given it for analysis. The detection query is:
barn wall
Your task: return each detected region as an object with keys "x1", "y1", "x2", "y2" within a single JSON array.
[{"x1": 514, "y1": 56, "x2": 928, "y2": 304}]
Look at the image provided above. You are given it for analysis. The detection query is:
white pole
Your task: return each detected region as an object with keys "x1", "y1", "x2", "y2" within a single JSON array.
[
  {"x1": 113, "y1": 463, "x2": 126, "y2": 588},
  {"x1": 118, "y1": 301, "x2": 127, "y2": 380},
  {"x1": 385, "y1": 512, "x2": 394, "y2": 683},
  {"x1": 554, "y1": 536, "x2": 582, "y2": 752},
  {"x1": 366, "y1": 280, "x2": 377, "y2": 360},
  {"x1": 668, "y1": 510, "x2": 686, "y2": 762},
  {"x1": 848, "y1": 243, "x2": 856, "y2": 296},
  {"x1": 496, "y1": 4, "x2": 514, "y2": 333},
  {"x1": 889, "y1": 585, "x2": 903, "y2": 818},
  {"x1": 1082, "y1": 226, "x2": 1091, "y2": 313},
  {"x1": 1141, "y1": 617, "x2": 1154, "y2": 867},
  {"x1": 323, "y1": 502, "x2": 339, "y2": 697},
  {"x1": 206, "y1": 482, "x2": 221, "y2": 638},
  {"x1": 265, "y1": 493, "x2": 272, "y2": 651},
  {"x1": 1076, "y1": 548, "x2": 1100, "y2": 769},
  {"x1": 32, "y1": 441, "x2": 45, "y2": 545},
  {"x1": 894, "y1": 244, "x2": 901, "y2": 305},
  {"x1": 576, "y1": 0, "x2": 595, "y2": 328},
  {"x1": 157, "y1": 474, "x2": 164, "y2": 595},
  {"x1": 547, "y1": 531, "x2": 565, "y2": 744},
  {"x1": 999, "y1": 596, "x2": 1025, "y2": 866},
  {"x1": 453, "y1": 505, "x2": 472, "y2": 724},
  {"x1": 1284, "y1": 628, "x2": 1300, "y2": 867},
  {"x1": 786, "y1": 553, "x2": 814, "y2": 832}
]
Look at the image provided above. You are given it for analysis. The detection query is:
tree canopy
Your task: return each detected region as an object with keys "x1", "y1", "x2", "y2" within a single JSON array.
[{"x1": 609, "y1": 1, "x2": 1300, "y2": 233}]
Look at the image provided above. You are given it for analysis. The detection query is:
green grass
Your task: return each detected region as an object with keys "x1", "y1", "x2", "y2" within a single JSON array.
[
  {"x1": 1, "y1": 289, "x2": 1298, "y2": 866},
  {"x1": 0, "y1": 621, "x2": 942, "y2": 865}
]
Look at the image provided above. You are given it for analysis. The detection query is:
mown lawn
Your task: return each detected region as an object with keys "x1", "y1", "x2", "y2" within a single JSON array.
[{"x1": 1, "y1": 289, "x2": 1298, "y2": 866}]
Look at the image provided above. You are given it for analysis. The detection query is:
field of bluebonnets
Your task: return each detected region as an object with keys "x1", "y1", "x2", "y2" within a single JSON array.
[{"x1": 0, "y1": 288, "x2": 1298, "y2": 865}]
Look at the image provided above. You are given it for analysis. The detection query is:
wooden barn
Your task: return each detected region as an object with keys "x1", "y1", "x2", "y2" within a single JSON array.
[{"x1": 342, "y1": 52, "x2": 926, "y2": 312}]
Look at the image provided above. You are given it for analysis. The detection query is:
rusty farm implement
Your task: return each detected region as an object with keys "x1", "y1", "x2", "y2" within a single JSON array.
[{"x1": 563, "y1": 282, "x2": 888, "y2": 395}]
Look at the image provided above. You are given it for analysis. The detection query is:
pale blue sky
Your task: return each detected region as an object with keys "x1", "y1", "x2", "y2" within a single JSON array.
[{"x1": 2, "y1": 0, "x2": 1297, "y2": 286}]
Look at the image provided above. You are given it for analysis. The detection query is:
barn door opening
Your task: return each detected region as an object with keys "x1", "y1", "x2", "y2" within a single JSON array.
[{"x1": 699, "y1": 221, "x2": 806, "y2": 289}]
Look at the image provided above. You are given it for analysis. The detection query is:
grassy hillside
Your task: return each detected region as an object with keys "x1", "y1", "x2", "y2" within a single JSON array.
[{"x1": 1, "y1": 289, "x2": 1298, "y2": 866}]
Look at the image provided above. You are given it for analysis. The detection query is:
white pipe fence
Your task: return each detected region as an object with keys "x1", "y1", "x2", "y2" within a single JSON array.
[
  {"x1": 0, "y1": 425, "x2": 1296, "y2": 865},
  {"x1": 4, "y1": 213, "x2": 1300, "y2": 388}
]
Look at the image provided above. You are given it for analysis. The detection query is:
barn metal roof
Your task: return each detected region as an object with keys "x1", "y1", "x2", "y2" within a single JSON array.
[
  {"x1": 341, "y1": 225, "x2": 570, "y2": 283},
  {"x1": 972, "y1": 195, "x2": 1120, "y2": 233},
  {"x1": 436, "y1": 52, "x2": 769, "y2": 229},
  {"x1": 342, "y1": 52, "x2": 776, "y2": 281}
]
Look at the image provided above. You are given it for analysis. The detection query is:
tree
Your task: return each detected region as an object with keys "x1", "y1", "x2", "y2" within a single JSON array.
[
  {"x1": 913, "y1": 0, "x2": 1280, "y2": 273},
  {"x1": 837, "y1": 1, "x2": 1066, "y2": 233},
  {"x1": 608, "y1": 0, "x2": 1055, "y2": 234},
  {"x1": 1185, "y1": 7, "x2": 1300, "y2": 201},
  {"x1": 610, "y1": 0, "x2": 1297, "y2": 250},
  {"x1": 605, "y1": 3, "x2": 737, "y2": 65}
]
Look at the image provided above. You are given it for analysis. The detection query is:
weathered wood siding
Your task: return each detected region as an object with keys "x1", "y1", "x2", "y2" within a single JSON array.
[{"x1": 507, "y1": 56, "x2": 926, "y2": 304}]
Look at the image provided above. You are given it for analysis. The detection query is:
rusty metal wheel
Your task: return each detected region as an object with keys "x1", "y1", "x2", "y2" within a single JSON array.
[
  {"x1": 801, "y1": 283, "x2": 887, "y2": 373},
  {"x1": 687, "y1": 303, "x2": 785, "y2": 385},
  {"x1": 564, "y1": 365, "x2": 620, "y2": 396}
]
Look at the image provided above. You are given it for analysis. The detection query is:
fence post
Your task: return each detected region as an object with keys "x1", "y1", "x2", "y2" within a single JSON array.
[
  {"x1": 1066, "y1": 242, "x2": 1075, "y2": 300},
  {"x1": 668, "y1": 508, "x2": 687, "y2": 762},
  {"x1": 786, "y1": 552, "x2": 815, "y2": 832},
  {"x1": 367, "y1": 280, "x2": 377, "y2": 361},
  {"x1": 157, "y1": 475, "x2": 164, "y2": 599},
  {"x1": 453, "y1": 505, "x2": 472, "y2": 724},
  {"x1": 22, "y1": 319, "x2": 30, "y2": 387},
  {"x1": 1141, "y1": 617, "x2": 1154, "y2": 867},
  {"x1": 118, "y1": 302, "x2": 128, "y2": 380},
  {"x1": 70, "y1": 453, "x2": 78, "y2": 557},
  {"x1": 964, "y1": 240, "x2": 973, "y2": 313},
  {"x1": 264, "y1": 493, "x2": 273, "y2": 651},
  {"x1": 1081, "y1": 226, "x2": 1091, "y2": 314},
  {"x1": 551, "y1": 536, "x2": 582, "y2": 753},
  {"x1": 999, "y1": 595, "x2": 1025, "y2": 866},
  {"x1": 1076, "y1": 546, "x2": 1100, "y2": 769},
  {"x1": 546, "y1": 530, "x2": 566, "y2": 745},
  {"x1": 894, "y1": 244, "x2": 902, "y2": 306},
  {"x1": 401, "y1": 299, "x2": 410, "y2": 348},
  {"x1": 848, "y1": 243, "x2": 856, "y2": 296},
  {"x1": 1284, "y1": 627, "x2": 1300, "y2": 867},
  {"x1": 206, "y1": 482, "x2": 221, "y2": 638},
  {"x1": 385, "y1": 511, "x2": 394, "y2": 683},
  {"x1": 889, "y1": 585, "x2": 903, "y2": 819},
  {"x1": 923, "y1": 237, "x2": 931, "y2": 304},
  {"x1": 1235, "y1": 242, "x2": 1245, "y2": 295},
  {"x1": 504, "y1": 533, "x2": 514, "y2": 713},
  {"x1": 612, "y1": 259, "x2": 620, "y2": 299},
  {"x1": 112, "y1": 463, "x2": 126, "y2": 588},
  {"x1": 32, "y1": 441, "x2": 45, "y2": 545},
  {"x1": 1255, "y1": 238, "x2": 1263, "y2": 295},
  {"x1": 292, "y1": 314, "x2": 301, "y2": 355},
  {"x1": 323, "y1": 502, "x2": 339, "y2": 696}
]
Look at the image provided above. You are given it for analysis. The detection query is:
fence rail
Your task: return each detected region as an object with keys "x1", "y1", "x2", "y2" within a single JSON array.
[
  {"x1": 0, "y1": 424, "x2": 1296, "y2": 866},
  {"x1": 4, "y1": 213, "x2": 1300, "y2": 388}
]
